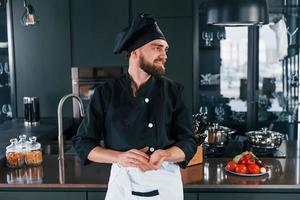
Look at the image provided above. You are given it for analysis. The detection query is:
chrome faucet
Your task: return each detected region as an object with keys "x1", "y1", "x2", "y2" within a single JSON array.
[{"x1": 57, "y1": 94, "x2": 85, "y2": 183}]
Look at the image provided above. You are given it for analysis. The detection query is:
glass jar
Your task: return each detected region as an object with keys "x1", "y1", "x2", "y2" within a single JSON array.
[
  {"x1": 26, "y1": 166, "x2": 43, "y2": 184},
  {"x1": 17, "y1": 134, "x2": 28, "y2": 150},
  {"x1": 25, "y1": 136, "x2": 43, "y2": 166},
  {"x1": 6, "y1": 138, "x2": 25, "y2": 168},
  {"x1": 6, "y1": 167, "x2": 27, "y2": 184}
]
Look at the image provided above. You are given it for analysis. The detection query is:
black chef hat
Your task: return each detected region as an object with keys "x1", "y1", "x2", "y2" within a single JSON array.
[{"x1": 113, "y1": 13, "x2": 166, "y2": 54}]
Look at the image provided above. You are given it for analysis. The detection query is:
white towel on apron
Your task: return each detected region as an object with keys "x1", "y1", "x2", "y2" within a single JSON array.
[{"x1": 105, "y1": 161, "x2": 183, "y2": 200}]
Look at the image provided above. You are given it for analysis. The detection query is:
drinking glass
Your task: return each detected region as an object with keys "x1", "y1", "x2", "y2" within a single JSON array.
[
  {"x1": 0, "y1": 63, "x2": 3, "y2": 74},
  {"x1": 215, "y1": 106, "x2": 225, "y2": 122},
  {"x1": 217, "y1": 31, "x2": 226, "y2": 40},
  {"x1": 199, "y1": 106, "x2": 208, "y2": 115},
  {"x1": 2, "y1": 104, "x2": 12, "y2": 118},
  {"x1": 4, "y1": 62, "x2": 9, "y2": 74},
  {"x1": 202, "y1": 31, "x2": 213, "y2": 46}
]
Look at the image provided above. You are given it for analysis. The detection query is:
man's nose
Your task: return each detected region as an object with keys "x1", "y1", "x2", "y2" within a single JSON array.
[{"x1": 161, "y1": 50, "x2": 167, "y2": 59}]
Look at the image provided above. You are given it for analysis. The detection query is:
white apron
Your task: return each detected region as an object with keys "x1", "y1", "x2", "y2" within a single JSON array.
[{"x1": 105, "y1": 161, "x2": 183, "y2": 200}]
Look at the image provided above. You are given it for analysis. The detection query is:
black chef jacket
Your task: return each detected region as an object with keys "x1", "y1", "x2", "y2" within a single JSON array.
[{"x1": 73, "y1": 73, "x2": 197, "y2": 168}]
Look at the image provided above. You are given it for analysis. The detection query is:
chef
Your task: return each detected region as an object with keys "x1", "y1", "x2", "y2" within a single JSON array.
[{"x1": 73, "y1": 13, "x2": 197, "y2": 200}]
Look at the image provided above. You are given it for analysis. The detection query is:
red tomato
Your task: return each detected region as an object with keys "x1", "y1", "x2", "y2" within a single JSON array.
[
  {"x1": 226, "y1": 161, "x2": 237, "y2": 171},
  {"x1": 235, "y1": 164, "x2": 248, "y2": 174},
  {"x1": 239, "y1": 154, "x2": 255, "y2": 166},
  {"x1": 247, "y1": 157, "x2": 256, "y2": 165},
  {"x1": 239, "y1": 158, "x2": 247, "y2": 165},
  {"x1": 247, "y1": 164, "x2": 260, "y2": 174},
  {"x1": 243, "y1": 153, "x2": 252, "y2": 160}
]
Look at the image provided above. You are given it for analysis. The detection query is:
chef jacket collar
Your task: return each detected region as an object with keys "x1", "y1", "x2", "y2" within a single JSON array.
[{"x1": 124, "y1": 71, "x2": 156, "y2": 97}]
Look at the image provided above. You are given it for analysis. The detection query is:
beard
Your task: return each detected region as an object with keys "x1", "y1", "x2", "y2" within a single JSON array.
[{"x1": 139, "y1": 55, "x2": 166, "y2": 77}]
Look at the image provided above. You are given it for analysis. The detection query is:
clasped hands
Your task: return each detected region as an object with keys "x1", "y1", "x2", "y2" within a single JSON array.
[{"x1": 117, "y1": 146, "x2": 171, "y2": 171}]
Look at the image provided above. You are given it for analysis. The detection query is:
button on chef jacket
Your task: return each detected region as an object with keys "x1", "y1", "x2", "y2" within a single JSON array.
[{"x1": 73, "y1": 73, "x2": 197, "y2": 168}]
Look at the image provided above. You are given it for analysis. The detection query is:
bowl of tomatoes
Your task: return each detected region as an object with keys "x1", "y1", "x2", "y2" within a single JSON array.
[{"x1": 225, "y1": 151, "x2": 269, "y2": 176}]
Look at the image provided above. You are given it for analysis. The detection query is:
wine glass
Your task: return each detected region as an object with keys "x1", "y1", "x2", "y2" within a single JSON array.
[
  {"x1": 199, "y1": 106, "x2": 208, "y2": 115},
  {"x1": 199, "y1": 106, "x2": 208, "y2": 122},
  {"x1": 202, "y1": 31, "x2": 213, "y2": 46},
  {"x1": 217, "y1": 31, "x2": 226, "y2": 40},
  {"x1": 4, "y1": 62, "x2": 9, "y2": 74},
  {"x1": 0, "y1": 63, "x2": 3, "y2": 75},
  {"x1": 215, "y1": 106, "x2": 225, "y2": 122},
  {"x1": 2, "y1": 104, "x2": 12, "y2": 118},
  {"x1": 287, "y1": 27, "x2": 299, "y2": 45}
]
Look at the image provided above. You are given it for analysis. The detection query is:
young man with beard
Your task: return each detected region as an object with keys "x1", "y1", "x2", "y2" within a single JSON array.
[{"x1": 73, "y1": 13, "x2": 196, "y2": 200}]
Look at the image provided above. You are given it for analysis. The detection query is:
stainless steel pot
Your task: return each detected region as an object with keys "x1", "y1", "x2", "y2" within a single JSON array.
[
  {"x1": 204, "y1": 123, "x2": 235, "y2": 147},
  {"x1": 245, "y1": 128, "x2": 285, "y2": 149}
]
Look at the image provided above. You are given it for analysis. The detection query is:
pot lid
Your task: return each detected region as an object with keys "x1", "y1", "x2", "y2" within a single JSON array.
[
  {"x1": 207, "y1": 123, "x2": 236, "y2": 134},
  {"x1": 245, "y1": 128, "x2": 284, "y2": 138}
]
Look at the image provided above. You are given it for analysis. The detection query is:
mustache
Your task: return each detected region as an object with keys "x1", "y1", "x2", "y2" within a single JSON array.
[{"x1": 154, "y1": 58, "x2": 167, "y2": 64}]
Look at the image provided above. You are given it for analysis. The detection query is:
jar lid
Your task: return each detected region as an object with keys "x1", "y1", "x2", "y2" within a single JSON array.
[
  {"x1": 17, "y1": 134, "x2": 29, "y2": 151},
  {"x1": 6, "y1": 138, "x2": 21, "y2": 152},
  {"x1": 18, "y1": 134, "x2": 27, "y2": 144},
  {"x1": 207, "y1": 123, "x2": 236, "y2": 134},
  {"x1": 28, "y1": 136, "x2": 41, "y2": 150}
]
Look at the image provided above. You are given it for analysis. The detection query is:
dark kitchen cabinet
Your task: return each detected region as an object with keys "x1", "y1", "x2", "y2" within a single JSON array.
[
  {"x1": 198, "y1": 192, "x2": 300, "y2": 200},
  {"x1": 88, "y1": 192, "x2": 106, "y2": 200},
  {"x1": 0, "y1": 191, "x2": 197, "y2": 200},
  {"x1": 132, "y1": 0, "x2": 193, "y2": 17},
  {"x1": 1, "y1": 190, "x2": 300, "y2": 200},
  {"x1": 88, "y1": 191, "x2": 198, "y2": 200},
  {"x1": 70, "y1": 0, "x2": 129, "y2": 67},
  {"x1": 11, "y1": 0, "x2": 72, "y2": 118},
  {"x1": 184, "y1": 192, "x2": 198, "y2": 200},
  {"x1": 0, "y1": 191, "x2": 86, "y2": 200},
  {"x1": 11, "y1": 0, "x2": 128, "y2": 118}
]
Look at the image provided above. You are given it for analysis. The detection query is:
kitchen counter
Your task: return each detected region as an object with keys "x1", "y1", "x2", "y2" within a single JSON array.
[
  {"x1": 0, "y1": 141, "x2": 299, "y2": 200},
  {"x1": 0, "y1": 141, "x2": 298, "y2": 191},
  {"x1": 0, "y1": 156, "x2": 299, "y2": 191}
]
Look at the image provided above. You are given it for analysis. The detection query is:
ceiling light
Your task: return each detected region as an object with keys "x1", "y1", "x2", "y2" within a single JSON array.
[
  {"x1": 20, "y1": 0, "x2": 39, "y2": 27},
  {"x1": 207, "y1": 0, "x2": 269, "y2": 26}
]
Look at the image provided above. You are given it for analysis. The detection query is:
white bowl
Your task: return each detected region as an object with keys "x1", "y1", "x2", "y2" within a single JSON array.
[{"x1": 0, "y1": 42, "x2": 8, "y2": 48}]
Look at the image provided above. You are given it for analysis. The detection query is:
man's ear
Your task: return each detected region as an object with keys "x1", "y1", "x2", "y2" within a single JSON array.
[{"x1": 131, "y1": 49, "x2": 140, "y2": 58}]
